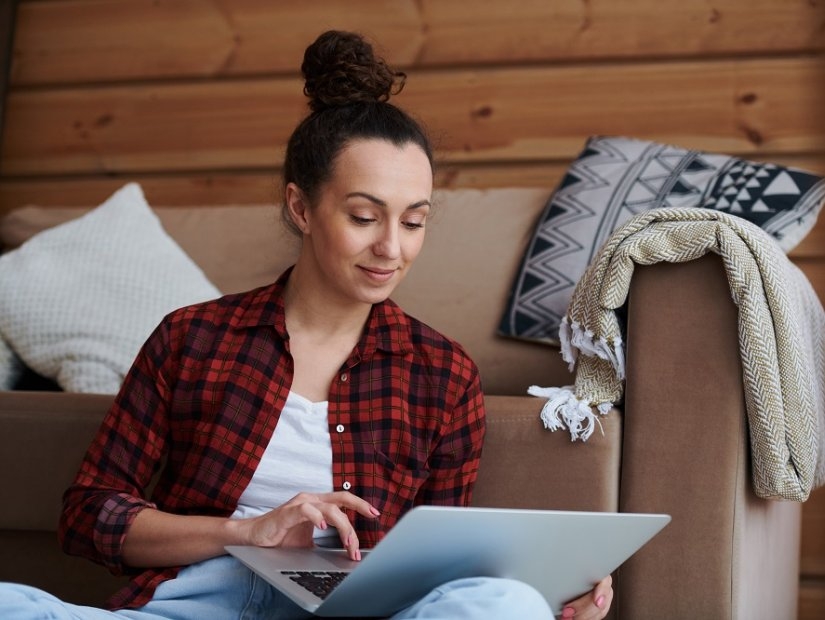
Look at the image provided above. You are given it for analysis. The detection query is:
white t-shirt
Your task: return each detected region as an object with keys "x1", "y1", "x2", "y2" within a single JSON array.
[{"x1": 230, "y1": 391, "x2": 335, "y2": 538}]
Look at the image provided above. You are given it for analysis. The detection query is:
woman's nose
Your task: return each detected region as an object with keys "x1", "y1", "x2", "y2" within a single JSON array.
[{"x1": 373, "y1": 223, "x2": 401, "y2": 258}]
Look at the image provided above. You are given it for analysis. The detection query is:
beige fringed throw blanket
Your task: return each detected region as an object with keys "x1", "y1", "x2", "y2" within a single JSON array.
[{"x1": 529, "y1": 207, "x2": 825, "y2": 501}]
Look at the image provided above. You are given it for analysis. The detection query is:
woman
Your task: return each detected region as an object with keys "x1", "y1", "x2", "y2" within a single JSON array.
[{"x1": 2, "y1": 31, "x2": 612, "y2": 619}]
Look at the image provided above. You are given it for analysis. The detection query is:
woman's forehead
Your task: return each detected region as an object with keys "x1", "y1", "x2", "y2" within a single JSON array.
[{"x1": 328, "y1": 139, "x2": 433, "y2": 199}]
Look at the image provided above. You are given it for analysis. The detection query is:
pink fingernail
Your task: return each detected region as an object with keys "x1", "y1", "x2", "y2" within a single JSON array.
[
  {"x1": 562, "y1": 607, "x2": 575, "y2": 618},
  {"x1": 370, "y1": 506, "x2": 381, "y2": 516},
  {"x1": 596, "y1": 595, "x2": 605, "y2": 608}
]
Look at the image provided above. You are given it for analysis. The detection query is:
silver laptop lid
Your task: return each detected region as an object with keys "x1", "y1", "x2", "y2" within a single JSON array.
[{"x1": 227, "y1": 505, "x2": 670, "y2": 617}]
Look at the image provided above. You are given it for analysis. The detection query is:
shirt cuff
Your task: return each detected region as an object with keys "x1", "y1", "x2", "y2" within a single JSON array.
[{"x1": 93, "y1": 493, "x2": 157, "y2": 574}]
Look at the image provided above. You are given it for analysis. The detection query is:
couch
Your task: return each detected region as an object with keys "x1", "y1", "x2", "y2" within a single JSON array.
[{"x1": 0, "y1": 187, "x2": 803, "y2": 618}]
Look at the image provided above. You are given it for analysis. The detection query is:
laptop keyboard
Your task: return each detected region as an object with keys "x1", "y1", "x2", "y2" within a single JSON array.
[{"x1": 282, "y1": 570, "x2": 348, "y2": 599}]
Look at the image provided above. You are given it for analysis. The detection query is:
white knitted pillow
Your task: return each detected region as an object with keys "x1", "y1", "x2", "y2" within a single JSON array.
[{"x1": 0, "y1": 183, "x2": 221, "y2": 394}]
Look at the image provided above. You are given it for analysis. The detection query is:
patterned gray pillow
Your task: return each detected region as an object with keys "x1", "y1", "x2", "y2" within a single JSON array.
[{"x1": 499, "y1": 135, "x2": 825, "y2": 345}]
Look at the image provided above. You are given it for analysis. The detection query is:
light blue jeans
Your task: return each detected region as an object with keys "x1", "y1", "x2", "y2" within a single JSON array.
[{"x1": 0, "y1": 555, "x2": 554, "y2": 619}]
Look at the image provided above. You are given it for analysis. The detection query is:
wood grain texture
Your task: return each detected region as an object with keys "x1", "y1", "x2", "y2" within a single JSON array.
[
  {"x1": 10, "y1": 0, "x2": 825, "y2": 85},
  {"x1": 796, "y1": 261, "x2": 825, "y2": 303},
  {"x1": 0, "y1": 0, "x2": 16, "y2": 163},
  {"x1": 799, "y1": 578, "x2": 825, "y2": 620},
  {"x1": 3, "y1": 56, "x2": 824, "y2": 176},
  {"x1": 1, "y1": 154, "x2": 820, "y2": 212},
  {"x1": 0, "y1": 163, "x2": 569, "y2": 212},
  {"x1": 801, "y1": 486, "x2": 825, "y2": 577},
  {"x1": 0, "y1": 174, "x2": 283, "y2": 212}
]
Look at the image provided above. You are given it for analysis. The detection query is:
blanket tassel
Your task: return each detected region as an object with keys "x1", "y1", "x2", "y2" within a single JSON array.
[
  {"x1": 560, "y1": 316, "x2": 626, "y2": 380},
  {"x1": 527, "y1": 385, "x2": 609, "y2": 442}
]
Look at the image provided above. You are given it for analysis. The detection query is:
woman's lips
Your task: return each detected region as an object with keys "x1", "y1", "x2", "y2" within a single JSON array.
[{"x1": 359, "y1": 266, "x2": 397, "y2": 282}]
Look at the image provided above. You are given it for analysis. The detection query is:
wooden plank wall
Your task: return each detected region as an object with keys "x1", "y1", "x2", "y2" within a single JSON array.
[{"x1": 1, "y1": 1, "x2": 824, "y2": 616}]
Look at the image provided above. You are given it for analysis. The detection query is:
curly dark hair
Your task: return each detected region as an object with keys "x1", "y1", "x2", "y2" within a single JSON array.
[{"x1": 282, "y1": 31, "x2": 433, "y2": 235}]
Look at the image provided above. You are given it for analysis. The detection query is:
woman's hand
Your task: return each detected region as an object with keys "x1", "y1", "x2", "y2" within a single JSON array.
[
  {"x1": 238, "y1": 491, "x2": 381, "y2": 561},
  {"x1": 559, "y1": 575, "x2": 613, "y2": 619},
  {"x1": 122, "y1": 491, "x2": 380, "y2": 568}
]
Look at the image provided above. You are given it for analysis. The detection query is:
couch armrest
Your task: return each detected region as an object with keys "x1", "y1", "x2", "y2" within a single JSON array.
[{"x1": 619, "y1": 254, "x2": 801, "y2": 619}]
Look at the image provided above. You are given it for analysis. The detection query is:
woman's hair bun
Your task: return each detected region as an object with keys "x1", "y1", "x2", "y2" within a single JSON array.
[{"x1": 301, "y1": 30, "x2": 406, "y2": 113}]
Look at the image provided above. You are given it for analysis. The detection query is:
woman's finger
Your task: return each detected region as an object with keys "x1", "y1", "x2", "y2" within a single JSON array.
[{"x1": 319, "y1": 491, "x2": 382, "y2": 519}]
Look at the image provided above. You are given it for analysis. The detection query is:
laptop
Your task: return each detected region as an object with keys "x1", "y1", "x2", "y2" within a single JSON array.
[{"x1": 226, "y1": 505, "x2": 670, "y2": 617}]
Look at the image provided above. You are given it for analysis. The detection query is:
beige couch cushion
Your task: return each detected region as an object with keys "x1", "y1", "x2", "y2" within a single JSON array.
[
  {"x1": 474, "y1": 396, "x2": 621, "y2": 512},
  {"x1": 0, "y1": 188, "x2": 572, "y2": 394},
  {"x1": 394, "y1": 188, "x2": 571, "y2": 394},
  {"x1": 0, "y1": 389, "x2": 622, "y2": 605},
  {"x1": 0, "y1": 202, "x2": 298, "y2": 295}
]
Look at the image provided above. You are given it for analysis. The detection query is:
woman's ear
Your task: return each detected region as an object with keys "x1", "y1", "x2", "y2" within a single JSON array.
[{"x1": 285, "y1": 183, "x2": 312, "y2": 234}]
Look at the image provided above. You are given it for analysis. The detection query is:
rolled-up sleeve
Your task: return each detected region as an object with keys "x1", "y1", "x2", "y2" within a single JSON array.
[{"x1": 59, "y1": 320, "x2": 171, "y2": 575}]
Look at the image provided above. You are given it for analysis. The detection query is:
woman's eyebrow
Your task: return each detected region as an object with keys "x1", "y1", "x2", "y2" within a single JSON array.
[{"x1": 346, "y1": 191, "x2": 431, "y2": 210}]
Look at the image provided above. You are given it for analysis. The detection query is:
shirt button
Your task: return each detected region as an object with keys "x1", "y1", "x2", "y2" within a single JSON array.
[
  {"x1": 340, "y1": 372, "x2": 348, "y2": 382},
  {"x1": 342, "y1": 481, "x2": 352, "y2": 491},
  {"x1": 336, "y1": 424, "x2": 345, "y2": 433}
]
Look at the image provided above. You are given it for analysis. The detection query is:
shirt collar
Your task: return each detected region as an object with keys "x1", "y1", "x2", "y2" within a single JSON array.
[
  {"x1": 361, "y1": 294, "x2": 413, "y2": 357},
  {"x1": 233, "y1": 267, "x2": 413, "y2": 357},
  {"x1": 232, "y1": 268, "x2": 290, "y2": 339}
]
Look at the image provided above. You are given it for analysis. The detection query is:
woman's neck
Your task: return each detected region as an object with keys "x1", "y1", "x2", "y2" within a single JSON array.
[
  {"x1": 283, "y1": 262, "x2": 372, "y2": 341},
  {"x1": 282, "y1": 263, "x2": 372, "y2": 401}
]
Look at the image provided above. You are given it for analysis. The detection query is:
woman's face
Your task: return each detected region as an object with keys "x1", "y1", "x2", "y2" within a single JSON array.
[{"x1": 289, "y1": 138, "x2": 433, "y2": 308}]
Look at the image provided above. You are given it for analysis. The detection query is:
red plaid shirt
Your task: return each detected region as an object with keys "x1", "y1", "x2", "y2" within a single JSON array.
[{"x1": 58, "y1": 268, "x2": 486, "y2": 610}]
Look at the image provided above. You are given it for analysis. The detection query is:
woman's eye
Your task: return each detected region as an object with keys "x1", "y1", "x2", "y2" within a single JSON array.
[
  {"x1": 402, "y1": 221, "x2": 425, "y2": 230},
  {"x1": 350, "y1": 215, "x2": 376, "y2": 225}
]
